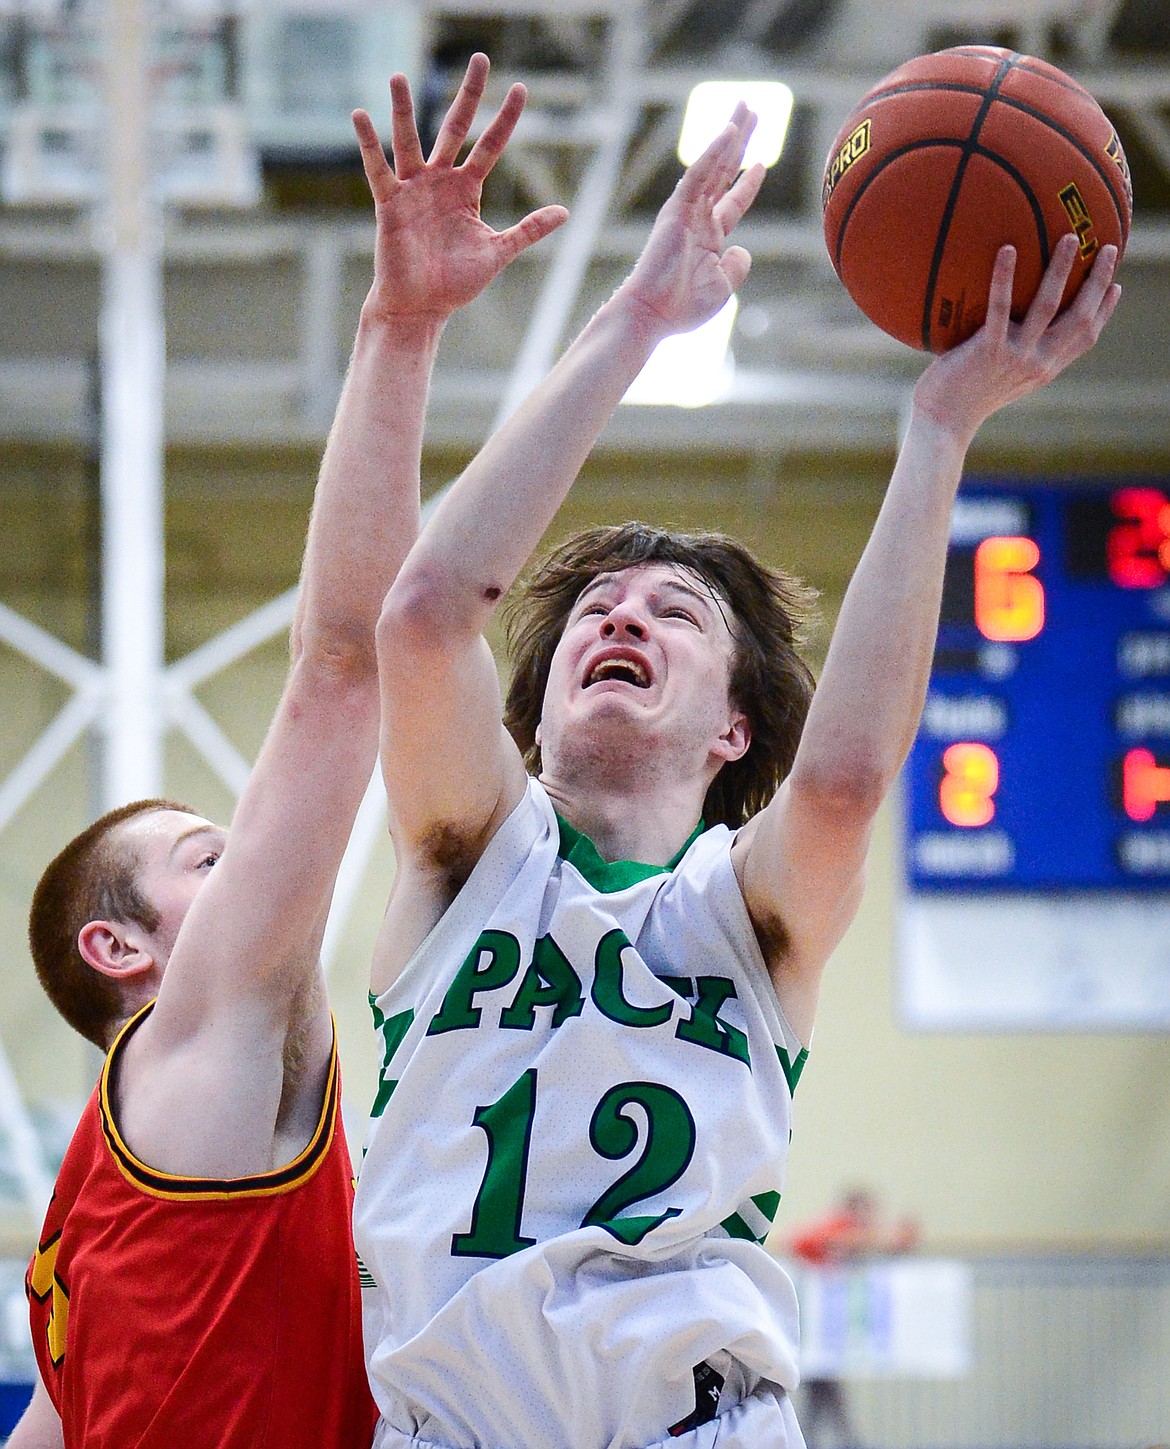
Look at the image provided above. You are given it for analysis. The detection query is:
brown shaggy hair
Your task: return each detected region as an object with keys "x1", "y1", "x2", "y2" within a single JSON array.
[
  {"x1": 502, "y1": 523, "x2": 818, "y2": 829},
  {"x1": 29, "y1": 798, "x2": 196, "y2": 1049}
]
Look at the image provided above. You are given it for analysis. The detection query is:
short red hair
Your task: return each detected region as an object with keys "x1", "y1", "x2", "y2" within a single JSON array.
[{"x1": 28, "y1": 799, "x2": 195, "y2": 1048}]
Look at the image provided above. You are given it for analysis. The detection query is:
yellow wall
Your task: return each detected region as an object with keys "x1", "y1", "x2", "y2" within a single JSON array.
[{"x1": 2, "y1": 439, "x2": 1169, "y2": 1251}]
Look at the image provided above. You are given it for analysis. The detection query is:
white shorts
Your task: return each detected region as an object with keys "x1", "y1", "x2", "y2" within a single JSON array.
[{"x1": 371, "y1": 1385, "x2": 806, "y2": 1449}]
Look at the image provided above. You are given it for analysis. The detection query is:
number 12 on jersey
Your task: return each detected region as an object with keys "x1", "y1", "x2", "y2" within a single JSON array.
[{"x1": 451, "y1": 1070, "x2": 697, "y2": 1257}]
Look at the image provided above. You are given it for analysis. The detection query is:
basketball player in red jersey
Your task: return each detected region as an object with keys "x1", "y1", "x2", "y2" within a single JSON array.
[{"x1": 10, "y1": 57, "x2": 566, "y2": 1449}]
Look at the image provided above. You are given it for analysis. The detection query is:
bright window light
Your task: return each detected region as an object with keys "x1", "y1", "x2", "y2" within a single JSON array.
[
  {"x1": 678, "y1": 81, "x2": 794, "y2": 169},
  {"x1": 623, "y1": 297, "x2": 738, "y2": 409}
]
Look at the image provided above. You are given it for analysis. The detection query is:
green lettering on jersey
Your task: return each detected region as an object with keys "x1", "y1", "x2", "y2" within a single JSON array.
[
  {"x1": 583, "y1": 1081, "x2": 696, "y2": 1245},
  {"x1": 500, "y1": 934, "x2": 584, "y2": 1030},
  {"x1": 428, "y1": 930, "x2": 523, "y2": 1035},
  {"x1": 720, "y1": 1190, "x2": 782, "y2": 1246},
  {"x1": 591, "y1": 929, "x2": 674, "y2": 1029},
  {"x1": 370, "y1": 1006, "x2": 415, "y2": 1118},
  {"x1": 674, "y1": 976, "x2": 751, "y2": 1068},
  {"x1": 776, "y1": 1042, "x2": 808, "y2": 1095},
  {"x1": 659, "y1": 975, "x2": 692, "y2": 999},
  {"x1": 451, "y1": 1068, "x2": 539, "y2": 1259}
]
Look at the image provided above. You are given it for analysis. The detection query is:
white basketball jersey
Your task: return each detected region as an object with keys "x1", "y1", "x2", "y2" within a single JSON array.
[{"x1": 354, "y1": 779, "x2": 808, "y2": 1449}]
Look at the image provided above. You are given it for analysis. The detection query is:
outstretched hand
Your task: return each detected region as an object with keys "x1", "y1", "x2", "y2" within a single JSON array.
[
  {"x1": 353, "y1": 53, "x2": 568, "y2": 322},
  {"x1": 914, "y1": 234, "x2": 1122, "y2": 444},
  {"x1": 616, "y1": 104, "x2": 766, "y2": 337}
]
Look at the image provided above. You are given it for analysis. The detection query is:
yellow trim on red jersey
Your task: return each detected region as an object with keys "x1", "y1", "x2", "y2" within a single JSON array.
[{"x1": 98, "y1": 1001, "x2": 341, "y2": 1201}]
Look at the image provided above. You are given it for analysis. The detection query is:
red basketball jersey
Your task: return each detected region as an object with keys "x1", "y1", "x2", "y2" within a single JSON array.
[{"x1": 26, "y1": 1004, "x2": 377, "y2": 1448}]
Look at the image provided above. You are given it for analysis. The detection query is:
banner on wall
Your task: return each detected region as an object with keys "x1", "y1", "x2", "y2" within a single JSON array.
[{"x1": 789, "y1": 1259, "x2": 973, "y2": 1378}]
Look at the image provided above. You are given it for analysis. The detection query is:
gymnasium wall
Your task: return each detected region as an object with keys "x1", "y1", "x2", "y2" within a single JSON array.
[{"x1": 2, "y1": 435, "x2": 1169, "y2": 1254}]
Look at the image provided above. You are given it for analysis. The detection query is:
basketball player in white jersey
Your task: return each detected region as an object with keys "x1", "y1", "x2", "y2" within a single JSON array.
[{"x1": 354, "y1": 102, "x2": 1120, "y2": 1449}]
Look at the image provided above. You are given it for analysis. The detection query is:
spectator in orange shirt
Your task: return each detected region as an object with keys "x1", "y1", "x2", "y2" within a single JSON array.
[{"x1": 789, "y1": 1188, "x2": 919, "y2": 1448}]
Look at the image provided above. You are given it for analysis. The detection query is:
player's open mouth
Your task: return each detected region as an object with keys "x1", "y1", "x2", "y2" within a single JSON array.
[{"x1": 583, "y1": 657, "x2": 651, "y2": 688}]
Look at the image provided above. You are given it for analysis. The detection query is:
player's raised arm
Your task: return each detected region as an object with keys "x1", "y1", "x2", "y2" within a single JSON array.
[
  {"x1": 122, "y1": 57, "x2": 564, "y2": 1167},
  {"x1": 374, "y1": 109, "x2": 766, "y2": 888},
  {"x1": 736, "y1": 235, "x2": 1122, "y2": 1043}
]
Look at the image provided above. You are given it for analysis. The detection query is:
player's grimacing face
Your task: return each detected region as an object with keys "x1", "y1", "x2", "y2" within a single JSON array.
[{"x1": 538, "y1": 562, "x2": 748, "y2": 766}]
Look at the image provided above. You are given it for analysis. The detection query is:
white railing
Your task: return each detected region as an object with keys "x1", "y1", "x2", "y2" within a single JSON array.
[{"x1": 790, "y1": 1253, "x2": 1170, "y2": 1449}]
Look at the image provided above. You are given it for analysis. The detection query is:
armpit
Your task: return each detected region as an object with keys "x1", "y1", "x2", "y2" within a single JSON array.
[
  {"x1": 747, "y1": 898, "x2": 792, "y2": 971},
  {"x1": 417, "y1": 821, "x2": 487, "y2": 899}
]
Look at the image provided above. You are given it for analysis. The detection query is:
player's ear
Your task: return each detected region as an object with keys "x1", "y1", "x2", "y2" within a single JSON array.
[
  {"x1": 77, "y1": 921, "x2": 157, "y2": 982},
  {"x1": 713, "y1": 711, "x2": 750, "y2": 764}
]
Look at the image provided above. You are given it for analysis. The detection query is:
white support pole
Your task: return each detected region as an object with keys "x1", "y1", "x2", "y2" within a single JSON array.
[
  {"x1": 302, "y1": 227, "x2": 344, "y2": 432},
  {"x1": 0, "y1": 601, "x2": 102, "y2": 691},
  {"x1": 98, "y1": 0, "x2": 167, "y2": 810},
  {"x1": 490, "y1": 12, "x2": 643, "y2": 428},
  {"x1": 491, "y1": 114, "x2": 636, "y2": 427}
]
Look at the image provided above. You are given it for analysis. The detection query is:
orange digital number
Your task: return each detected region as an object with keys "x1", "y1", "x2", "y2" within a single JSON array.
[
  {"x1": 1122, "y1": 748, "x2": 1170, "y2": 822},
  {"x1": 940, "y1": 742, "x2": 999, "y2": 827},
  {"x1": 974, "y1": 536, "x2": 1044, "y2": 642}
]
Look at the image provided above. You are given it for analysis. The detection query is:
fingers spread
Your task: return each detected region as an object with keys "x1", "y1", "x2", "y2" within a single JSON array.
[
  {"x1": 1042, "y1": 244, "x2": 1121, "y2": 361},
  {"x1": 464, "y1": 82, "x2": 528, "y2": 181},
  {"x1": 389, "y1": 72, "x2": 426, "y2": 179},
  {"x1": 352, "y1": 109, "x2": 395, "y2": 199},
  {"x1": 429, "y1": 52, "x2": 490, "y2": 168}
]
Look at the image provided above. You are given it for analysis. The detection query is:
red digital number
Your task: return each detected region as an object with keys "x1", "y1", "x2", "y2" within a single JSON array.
[
  {"x1": 940, "y1": 742, "x2": 999, "y2": 827},
  {"x1": 1122, "y1": 748, "x2": 1170, "y2": 821},
  {"x1": 1107, "y1": 487, "x2": 1170, "y2": 589},
  {"x1": 974, "y1": 536, "x2": 1044, "y2": 642}
]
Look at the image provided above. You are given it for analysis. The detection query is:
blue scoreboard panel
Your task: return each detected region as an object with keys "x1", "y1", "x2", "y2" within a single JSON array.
[{"x1": 905, "y1": 481, "x2": 1170, "y2": 894}]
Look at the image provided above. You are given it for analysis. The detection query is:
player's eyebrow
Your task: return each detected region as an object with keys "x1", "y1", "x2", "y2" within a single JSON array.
[
  {"x1": 574, "y1": 573, "x2": 621, "y2": 604},
  {"x1": 167, "y1": 824, "x2": 223, "y2": 862},
  {"x1": 575, "y1": 570, "x2": 723, "y2": 614},
  {"x1": 653, "y1": 576, "x2": 720, "y2": 612}
]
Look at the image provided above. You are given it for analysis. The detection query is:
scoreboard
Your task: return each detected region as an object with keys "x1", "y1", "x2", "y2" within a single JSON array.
[
  {"x1": 906, "y1": 482, "x2": 1170, "y2": 892},
  {"x1": 899, "y1": 481, "x2": 1170, "y2": 1030}
]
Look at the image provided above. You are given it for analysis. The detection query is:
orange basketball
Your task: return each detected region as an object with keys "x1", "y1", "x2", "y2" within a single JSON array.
[{"x1": 821, "y1": 46, "x2": 1132, "y2": 351}]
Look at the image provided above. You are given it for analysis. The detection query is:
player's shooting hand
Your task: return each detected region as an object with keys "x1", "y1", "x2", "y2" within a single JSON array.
[
  {"x1": 914, "y1": 234, "x2": 1121, "y2": 445},
  {"x1": 615, "y1": 105, "x2": 766, "y2": 337},
  {"x1": 353, "y1": 53, "x2": 568, "y2": 323}
]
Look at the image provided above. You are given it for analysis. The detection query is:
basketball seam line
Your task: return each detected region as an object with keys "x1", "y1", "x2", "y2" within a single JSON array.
[
  {"x1": 868, "y1": 66, "x2": 1090, "y2": 104},
  {"x1": 920, "y1": 51, "x2": 1017, "y2": 349},
  {"x1": 987, "y1": 96, "x2": 1129, "y2": 233},
  {"x1": 947, "y1": 50, "x2": 1092, "y2": 98},
  {"x1": 834, "y1": 138, "x2": 1054, "y2": 271},
  {"x1": 827, "y1": 52, "x2": 1127, "y2": 350},
  {"x1": 835, "y1": 54, "x2": 1093, "y2": 133},
  {"x1": 850, "y1": 81, "x2": 1129, "y2": 233}
]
